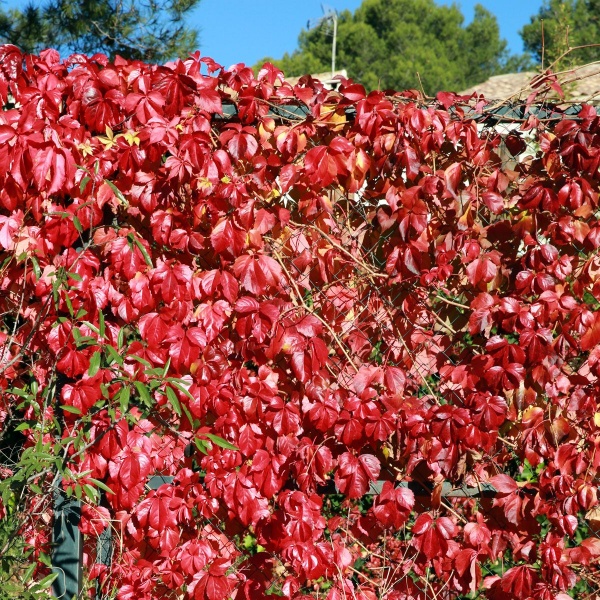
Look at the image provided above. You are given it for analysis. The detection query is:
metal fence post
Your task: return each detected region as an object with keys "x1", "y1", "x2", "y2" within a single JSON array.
[
  {"x1": 93, "y1": 476, "x2": 174, "y2": 600},
  {"x1": 95, "y1": 518, "x2": 112, "y2": 600},
  {"x1": 52, "y1": 489, "x2": 83, "y2": 600}
]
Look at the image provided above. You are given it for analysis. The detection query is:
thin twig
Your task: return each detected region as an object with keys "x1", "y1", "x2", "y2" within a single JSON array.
[
  {"x1": 433, "y1": 294, "x2": 470, "y2": 310},
  {"x1": 271, "y1": 248, "x2": 360, "y2": 373}
]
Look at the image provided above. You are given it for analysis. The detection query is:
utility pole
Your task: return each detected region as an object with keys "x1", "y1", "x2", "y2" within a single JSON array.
[{"x1": 307, "y1": 5, "x2": 338, "y2": 77}]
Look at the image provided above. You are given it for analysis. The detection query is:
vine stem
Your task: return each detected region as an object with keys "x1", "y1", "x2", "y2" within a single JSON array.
[
  {"x1": 290, "y1": 220, "x2": 388, "y2": 281},
  {"x1": 271, "y1": 248, "x2": 360, "y2": 374}
]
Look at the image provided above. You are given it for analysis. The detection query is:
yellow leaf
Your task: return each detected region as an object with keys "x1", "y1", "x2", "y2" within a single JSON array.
[
  {"x1": 197, "y1": 177, "x2": 212, "y2": 191},
  {"x1": 97, "y1": 126, "x2": 116, "y2": 150},
  {"x1": 122, "y1": 130, "x2": 140, "y2": 147},
  {"x1": 77, "y1": 140, "x2": 94, "y2": 158},
  {"x1": 264, "y1": 188, "x2": 280, "y2": 203},
  {"x1": 319, "y1": 103, "x2": 346, "y2": 131},
  {"x1": 594, "y1": 413, "x2": 600, "y2": 427},
  {"x1": 585, "y1": 505, "x2": 600, "y2": 523}
]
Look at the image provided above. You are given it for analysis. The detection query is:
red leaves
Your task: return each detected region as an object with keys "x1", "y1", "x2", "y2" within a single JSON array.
[
  {"x1": 334, "y1": 452, "x2": 380, "y2": 498},
  {"x1": 580, "y1": 312, "x2": 600, "y2": 351},
  {"x1": 136, "y1": 488, "x2": 178, "y2": 531},
  {"x1": 466, "y1": 252, "x2": 499, "y2": 287},
  {"x1": 233, "y1": 254, "x2": 284, "y2": 295},
  {"x1": 139, "y1": 312, "x2": 170, "y2": 348},
  {"x1": 179, "y1": 540, "x2": 215, "y2": 576},
  {"x1": 372, "y1": 482, "x2": 414, "y2": 529},
  {"x1": 210, "y1": 217, "x2": 247, "y2": 256},
  {"x1": 303, "y1": 137, "x2": 353, "y2": 187},
  {"x1": 0, "y1": 210, "x2": 22, "y2": 250},
  {"x1": 304, "y1": 145, "x2": 340, "y2": 187},
  {"x1": 4, "y1": 46, "x2": 600, "y2": 600},
  {"x1": 61, "y1": 378, "x2": 102, "y2": 416},
  {"x1": 490, "y1": 474, "x2": 530, "y2": 525},
  {"x1": 482, "y1": 191, "x2": 504, "y2": 214},
  {"x1": 32, "y1": 146, "x2": 74, "y2": 195},
  {"x1": 80, "y1": 85, "x2": 124, "y2": 132},
  {"x1": 188, "y1": 559, "x2": 234, "y2": 600},
  {"x1": 220, "y1": 124, "x2": 259, "y2": 161},
  {"x1": 499, "y1": 565, "x2": 538, "y2": 600},
  {"x1": 412, "y1": 513, "x2": 458, "y2": 560}
]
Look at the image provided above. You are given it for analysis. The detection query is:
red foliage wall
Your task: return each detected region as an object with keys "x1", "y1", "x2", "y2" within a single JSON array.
[{"x1": 1, "y1": 44, "x2": 600, "y2": 599}]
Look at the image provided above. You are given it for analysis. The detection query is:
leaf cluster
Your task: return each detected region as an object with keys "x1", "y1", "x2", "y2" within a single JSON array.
[{"x1": 0, "y1": 44, "x2": 599, "y2": 599}]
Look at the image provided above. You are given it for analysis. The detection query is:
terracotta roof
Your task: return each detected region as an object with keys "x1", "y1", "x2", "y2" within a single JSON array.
[{"x1": 460, "y1": 63, "x2": 600, "y2": 103}]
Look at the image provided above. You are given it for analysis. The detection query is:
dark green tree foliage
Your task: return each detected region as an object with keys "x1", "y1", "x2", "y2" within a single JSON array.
[
  {"x1": 256, "y1": 0, "x2": 528, "y2": 95},
  {"x1": 0, "y1": 0, "x2": 200, "y2": 62},
  {"x1": 521, "y1": 0, "x2": 600, "y2": 67}
]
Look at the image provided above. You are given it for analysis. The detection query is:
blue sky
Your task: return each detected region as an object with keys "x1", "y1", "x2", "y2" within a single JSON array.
[
  {"x1": 2, "y1": 0, "x2": 543, "y2": 68},
  {"x1": 191, "y1": 0, "x2": 544, "y2": 68}
]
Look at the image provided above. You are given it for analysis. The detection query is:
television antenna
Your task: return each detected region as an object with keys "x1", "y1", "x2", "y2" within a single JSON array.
[{"x1": 307, "y1": 5, "x2": 338, "y2": 76}]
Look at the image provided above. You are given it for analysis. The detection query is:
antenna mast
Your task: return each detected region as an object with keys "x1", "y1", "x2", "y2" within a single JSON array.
[{"x1": 307, "y1": 4, "x2": 338, "y2": 77}]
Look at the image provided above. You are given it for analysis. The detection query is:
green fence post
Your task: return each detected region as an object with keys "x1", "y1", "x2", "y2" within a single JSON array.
[
  {"x1": 95, "y1": 518, "x2": 112, "y2": 600},
  {"x1": 52, "y1": 489, "x2": 83, "y2": 600}
]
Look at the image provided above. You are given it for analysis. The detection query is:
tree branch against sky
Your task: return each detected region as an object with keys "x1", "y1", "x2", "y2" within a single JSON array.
[
  {"x1": 521, "y1": 0, "x2": 600, "y2": 68},
  {"x1": 0, "y1": 0, "x2": 201, "y2": 62}
]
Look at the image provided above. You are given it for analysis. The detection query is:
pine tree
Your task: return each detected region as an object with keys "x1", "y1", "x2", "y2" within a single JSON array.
[
  {"x1": 255, "y1": 0, "x2": 531, "y2": 95},
  {"x1": 0, "y1": 0, "x2": 201, "y2": 62},
  {"x1": 521, "y1": 0, "x2": 600, "y2": 68}
]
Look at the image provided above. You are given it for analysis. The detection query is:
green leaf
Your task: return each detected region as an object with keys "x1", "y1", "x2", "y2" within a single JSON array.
[
  {"x1": 130, "y1": 354, "x2": 152, "y2": 368},
  {"x1": 38, "y1": 552, "x2": 52, "y2": 568},
  {"x1": 105, "y1": 345, "x2": 123, "y2": 366},
  {"x1": 203, "y1": 433, "x2": 239, "y2": 451},
  {"x1": 165, "y1": 386, "x2": 181, "y2": 416},
  {"x1": 61, "y1": 405, "x2": 82, "y2": 415},
  {"x1": 30, "y1": 255, "x2": 41, "y2": 280},
  {"x1": 83, "y1": 483, "x2": 98, "y2": 502},
  {"x1": 75, "y1": 335, "x2": 97, "y2": 347},
  {"x1": 169, "y1": 379, "x2": 195, "y2": 403},
  {"x1": 79, "y1": 175, "x2": 90, "y2": 193},
  {"x1": 64, "y1": 292, "x2": 74, "y2": 316},
  {"x1": 88, "y1": 478, "x2": 115, "y2": 495},
  {"x1": 194, "y1": 438, "x2": 209, "y2": 455},
  {"x1": 162, "y1": 357, "x2": 171, "y2": 378},
  {"x1": 73, "y1": 215, "x2": 83, "y2": 233},
  {"x1": 104, "y1": 179, "x2": 128, "y2": 206},
  {"x1": 117, "y1": 385, "x2": 130, "y2": 412},
  {"x1": 99, "y1": 310, "x2": 106, "y2": 338},
  {"x1": 134, "y1": 381, "x2": 152, "y2": 405},
  {"x1": 8, "y1": 387, "x2": 31, "y2": 398},
  {"x1": 81, "y1": 321, "x2": 100, "y2": 335},
  {"x1": 22, "y1": 563, "x2": 36, "y2": 583},
  {"x1": 88, "y1": 351, "x2": 101, "y2": 377},
  {"x1": 145, "y1": 367, "x2": 165, "y2": 378},
  {"x1": 180, "y1": 402, "x2": 194, "y2": 426},
  {"x1": 131, "y1": 235, "x2": 153, "y2": 268},
  {"x1": 36, "y1": 572, "x2": 59, "y2": 589}
]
